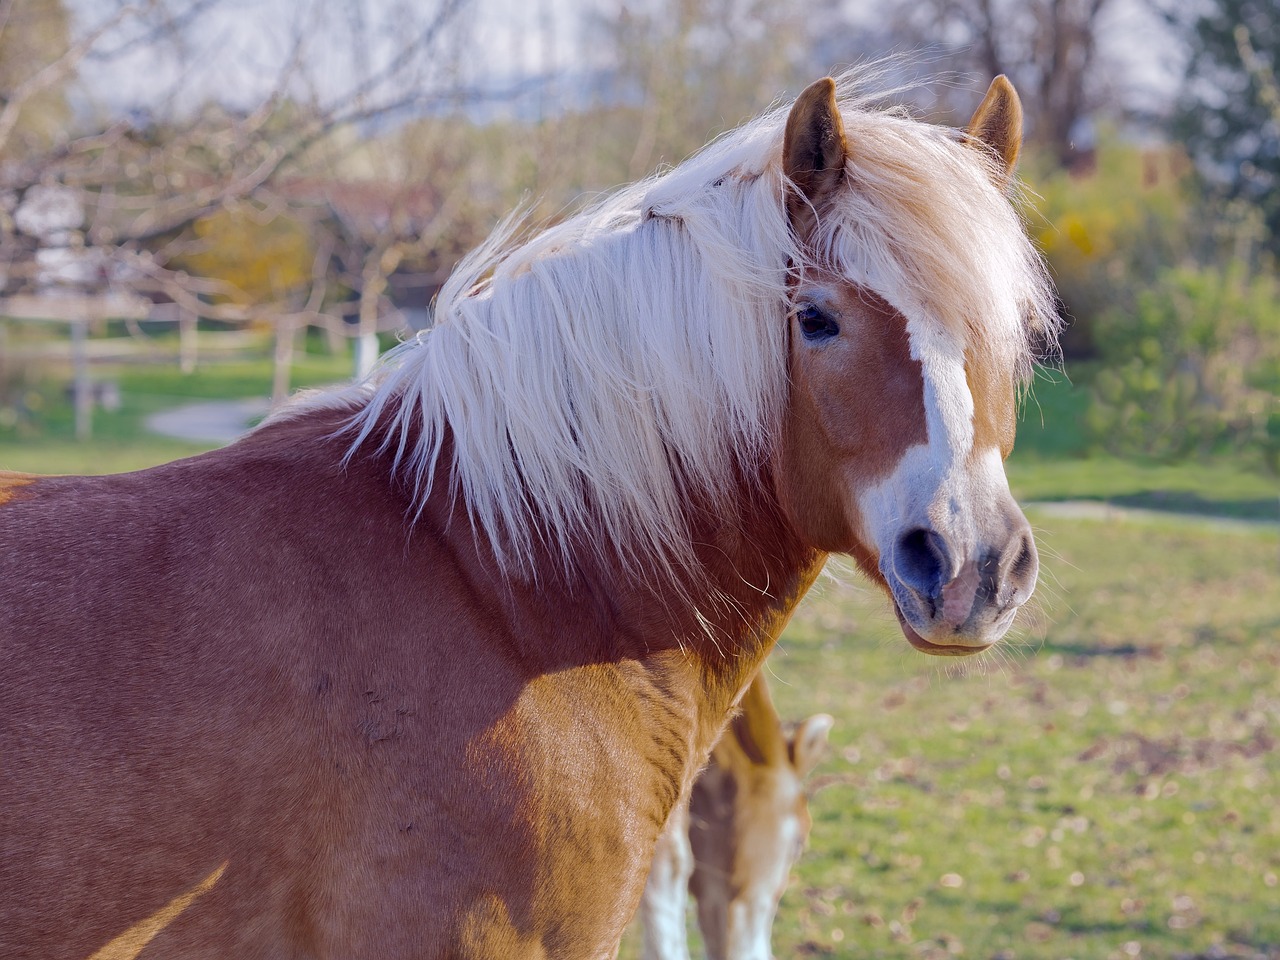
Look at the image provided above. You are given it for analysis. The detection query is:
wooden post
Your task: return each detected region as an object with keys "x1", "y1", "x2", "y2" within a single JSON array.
[
  {"x1": 354, "y1": 331, "x2": 379, "y2": 380},
  {"x1": 322, "y1": 312, "x2": 344, "y2": 355},
  {"x1": 179, "y1": 307, "x2": 197, "y2": 374},
  {"x1": 71, "y1": 317, "x2": 91, "y2": 440},
  {"x1": 0, "y1": 293, "x2": 148, "y2": 440},
  {"x1": 272, "y1": 313, "x2": 295, "y2": 405},
  {"x1": 355, "y1": 242, "x2": 402, "y2": 380}
]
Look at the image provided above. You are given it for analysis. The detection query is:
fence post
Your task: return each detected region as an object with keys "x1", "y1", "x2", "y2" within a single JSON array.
[
  {"x1": 179, "y1": 308, "x2": 197, "y2": 374},
  {"x1": 71, "y1": 317, "x2": 91, "y2": 440},
  {"x1": 272, "y1": 314, "x2": 295, "y2": 405}
]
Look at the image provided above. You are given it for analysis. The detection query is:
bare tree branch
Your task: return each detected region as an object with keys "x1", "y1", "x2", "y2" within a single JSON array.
[{"x1": 0, "y1": 2, "x2": 144, "y2": 153}]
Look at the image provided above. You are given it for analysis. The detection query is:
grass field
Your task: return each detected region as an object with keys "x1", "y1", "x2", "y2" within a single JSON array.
[
  {"x1": 609, "y1": 505, "x2": 1280, "y2": 960},
  {"x1": 715, "y1": 512, "x2": 1277, "y2": 960},
  {"x1": 0, "y1": 347, "x2": 353, "y2": 474},
  {"x1": 4, "y1": 356, "x2": 1279, "y2": 958}
]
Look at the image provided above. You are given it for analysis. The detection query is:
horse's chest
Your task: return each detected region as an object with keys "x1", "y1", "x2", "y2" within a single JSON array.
[
  {"x1": 460, "y1": 669, "x2": 681, "y2": 882},
  {"x1": 319, "y1": 661, "x2": 692, "y2": 956}
]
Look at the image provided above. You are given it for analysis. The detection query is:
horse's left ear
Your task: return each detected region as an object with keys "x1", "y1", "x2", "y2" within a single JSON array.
[
  {"x1": 965, "y1": 75, "x2": 1023, "y2": 186},
  {"x1": 729, "y1": 674, "x2": 788, "y2": 767},
  {"x1": 789, "y1": 713, "x2": 834, "y2": 777},
  {"x1": 783, "y1": 77, "x2": 848, "y2": 237}
]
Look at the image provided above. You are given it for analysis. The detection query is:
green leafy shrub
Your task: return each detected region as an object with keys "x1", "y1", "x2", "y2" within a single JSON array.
[
  {"x1": 1022, "y1": 136, "x2": 1199, "y2": 358},
  {"x1": 1088, "y1": 266, "x2": 1280, "y2": 468}
]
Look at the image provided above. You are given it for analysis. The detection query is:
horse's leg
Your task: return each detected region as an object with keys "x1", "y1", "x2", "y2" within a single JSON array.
[{"x1": 637, "y1": 800, "x2": 693, "y2": 960}]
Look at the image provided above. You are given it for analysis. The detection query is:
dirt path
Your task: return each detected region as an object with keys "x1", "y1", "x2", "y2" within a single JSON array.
[{"x1": 144, "y1": 397, "x2": 271, "y2": 445}]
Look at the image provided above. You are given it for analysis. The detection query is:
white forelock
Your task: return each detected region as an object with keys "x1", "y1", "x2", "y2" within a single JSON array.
[{"x1": 334, "y1": 69, "x2": 1059, "y2": 579}]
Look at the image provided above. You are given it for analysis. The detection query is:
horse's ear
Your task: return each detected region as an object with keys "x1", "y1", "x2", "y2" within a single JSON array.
[
  {"x1": 789, "y1": 713, "x2": 834, "y2": 777},
  {"x1": 965, "y1": 75, "x2": 1023, "y2": 185},
  {"x1": 728, "y1": 674, "x2": 787, "y2": 767},
  {"x1": 783, "y1": 77, "x2": 848, "y2": 237}
]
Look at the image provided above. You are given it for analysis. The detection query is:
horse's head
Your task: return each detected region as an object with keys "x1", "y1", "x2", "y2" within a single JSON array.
[
  {"x1": 772, "y1": 76, "x2": 1050, "y2": 657},
  {"x1": 689, "y1": 678, "x2": 833, "y2": 960}
]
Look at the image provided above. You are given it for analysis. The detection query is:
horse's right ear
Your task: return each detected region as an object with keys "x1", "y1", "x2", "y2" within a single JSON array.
[{"x1": 783, "y1": 77, "x2": 848, "y2": 237}]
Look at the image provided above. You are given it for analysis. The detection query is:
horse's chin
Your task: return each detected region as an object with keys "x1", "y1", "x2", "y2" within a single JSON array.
[{"x1": 892, "y1": 602, "x2": 994, "y2": 658}]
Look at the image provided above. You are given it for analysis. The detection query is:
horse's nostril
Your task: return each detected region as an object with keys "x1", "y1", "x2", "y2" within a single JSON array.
[
  {"x1": 895, "y1": 527, "x2": 949, "y2": 598},
  {"x1": 1012, "y1": 532, "x2": 1035, "y2": 577},
  {"x1": 1001, "y1": 529, "x2": 1038, "y2": 601}
]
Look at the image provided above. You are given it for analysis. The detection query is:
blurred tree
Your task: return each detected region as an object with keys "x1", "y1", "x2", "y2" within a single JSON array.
[
  {"x1": 883, "y1": 0, "x2": 1120, "y2": 168},
  {"x1": 594, "y1": 0, "x2": 807, "y2": 179},
  {"x1": 0, "y1": 0, "x2": 484, "y2": 394},
  {"x1": 0, "y1": 0, "x2": 72, "y2": 156},
  {"x1": 176, "y1": 202, "x2": 314, "y2": 309},
  {"x1": 1170, "y1": 0, "x2": 1280, "y2": 259},
  {"x1": 305, "y1": 116, "x2": 494, "y2": 377},
  {"x1": 1088, "y1": 265, "x2": 1280, "y2": 468},
  {"x1": 1023, "y1": 133, "x2": 1198, "y2": 356}
]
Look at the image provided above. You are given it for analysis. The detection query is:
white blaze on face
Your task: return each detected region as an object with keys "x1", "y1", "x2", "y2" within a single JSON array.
[
  {"x1": 911, "y1": 319, "x2": 975, "y2": 461},
  {"x1": 852, "y1": 308, "x2": 1014, "y2": 569}
]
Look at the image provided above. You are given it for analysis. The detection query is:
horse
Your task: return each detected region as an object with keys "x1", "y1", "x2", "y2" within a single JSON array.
[
  {"x1": 639, "y1": 672, "x2": 833, "y2": 960},
  {"x1": 0, "y1": 71, "x2": 1058, "y2": 959}
]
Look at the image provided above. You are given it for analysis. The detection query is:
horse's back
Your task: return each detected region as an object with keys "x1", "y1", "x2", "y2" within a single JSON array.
[
  {"x1": 0, "y1": 414, "x2": 678, "y2": 958},
  {"x1": 3, "y1": 419, "x2": 438, "y2": 954},
  {"x1": 0, "y1": 419, "x2": 394, "y2": 955}
]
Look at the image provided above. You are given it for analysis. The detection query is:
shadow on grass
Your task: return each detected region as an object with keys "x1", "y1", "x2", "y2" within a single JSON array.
[
  {"x1": 1007, "y1": 453, "x2": 1280, "y2": 525},
  {"x1": 1036, "y1": 640, "x2": 1160, "y2": 660},
  {"x1": 1107, "y1": 491, "x2": 1280, "y2": 521},
  {"x1": 1038, "y1": 613, "x2": 1280, "y2": 663},
  {"x1": 1036, "y1": 490, "x2": 1280, "y2": 522},
  {"x1": 926, "y1": 891, "x2": 1151, "y2": 936}
]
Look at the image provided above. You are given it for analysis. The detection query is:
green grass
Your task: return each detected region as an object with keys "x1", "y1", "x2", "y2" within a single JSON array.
[
  {"x1": 621, "y1": 511, "x2": 1280, "y2": 959},
  {"x1": 0, "y1": 349, "x2": 353, "y2": 474},
  {"x1": 1016, "y1": 365, "x2": 1095, "y2": 460},
  {"x1": 1007, "y1": 457, "x2": 1280, "y2": 522},
  {"x1": 1009, "y1": 368, "x2": 1279, "y2": 522}
]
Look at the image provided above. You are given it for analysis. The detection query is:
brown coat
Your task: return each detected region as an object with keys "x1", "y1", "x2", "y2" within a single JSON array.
[{"x1": 0, "y1": 412, "x2": 821, "y2": 959}]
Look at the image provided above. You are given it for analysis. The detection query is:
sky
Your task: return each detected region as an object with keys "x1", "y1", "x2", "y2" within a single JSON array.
[
  {"x1": 67, "y1": 0, "x2": 1184, "y2": 125},
  {"x1": 69, "y1": 0, "x2": 605, "y2": 117}
]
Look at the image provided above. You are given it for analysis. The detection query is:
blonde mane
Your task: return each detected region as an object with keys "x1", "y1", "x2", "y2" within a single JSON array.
[{"x1": 338, "y1": 71, "x2": 1059, "y2": 579}]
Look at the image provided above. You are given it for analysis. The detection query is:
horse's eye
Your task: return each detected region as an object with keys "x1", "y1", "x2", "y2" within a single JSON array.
[{"x1": 796, "y1": 302, "x2": 840, "y2": 341}]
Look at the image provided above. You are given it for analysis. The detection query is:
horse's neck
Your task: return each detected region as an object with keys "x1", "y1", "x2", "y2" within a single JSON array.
[
  {"x1": 680, "y1": 491, "x2": 827, "y2": 715},
  {"x1": 332, "y1": 400, "x2": 824, "y2": 774},
  {"x1": 442, "y1": 463, "x2": 825, "y2": 755}
]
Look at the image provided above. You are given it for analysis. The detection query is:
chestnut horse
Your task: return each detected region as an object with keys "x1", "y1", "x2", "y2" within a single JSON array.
[
  {"x1": 639, "y1": 672, "x2": 833, "y2": 960},
  {"x1": 0, "y1": 73, "x2": 1057, "y2": 959}
]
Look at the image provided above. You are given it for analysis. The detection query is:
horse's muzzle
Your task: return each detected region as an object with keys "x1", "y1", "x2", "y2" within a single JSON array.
[{"x1": 883, "y1": 519, "x2": 1038, "y2": 656}]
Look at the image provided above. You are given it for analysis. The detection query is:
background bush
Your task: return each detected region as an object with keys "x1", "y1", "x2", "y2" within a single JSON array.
[
  {"x1": 1024, "y1": 134, "x2": 1199, "y2": 359},
  {"x1": 1087, "y1": 266, "x2": 1280, "y2": 468}
]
